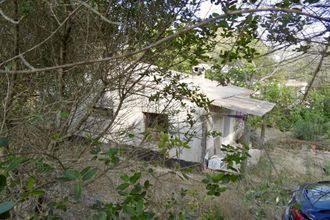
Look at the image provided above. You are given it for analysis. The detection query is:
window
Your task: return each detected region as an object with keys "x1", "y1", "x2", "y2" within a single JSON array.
[
  {"x1": 85, "y1": 106, "x2": 113, "y2": 134},
  {"x1": 209, "y1": 105, "x2": 224, "y2": 113},
  {"x1": 91, "y1": 106, "x2": 113, "y2": 118},
  {"x1": 144, "y1": 112, "x2": 169, "y2": 133}
]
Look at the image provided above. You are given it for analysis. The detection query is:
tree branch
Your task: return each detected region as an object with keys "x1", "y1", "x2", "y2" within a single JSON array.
[
  {"x1": 302, "y1": 40, "x2": 329, "y2": 102},
  {"x1": 0, "y1": 4, "x2": 82, "y2": 68},
  {"x1": 80, "y1": 1, "x2": 120, "y2": 25},
  {"x1": 0, "y1": 7, "x2": 329, "y2": 74},
  {"x1": 0, "y1": 8, "x2": 19, "y2": 24},
  {"x1": 19, "y1": 54, "x2": 35, "y2": 70}
]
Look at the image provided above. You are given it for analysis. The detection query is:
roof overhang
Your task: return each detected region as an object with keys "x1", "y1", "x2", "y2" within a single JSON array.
[{"x1": 213, "y1": 96, "x2": 276, "y2": 117}]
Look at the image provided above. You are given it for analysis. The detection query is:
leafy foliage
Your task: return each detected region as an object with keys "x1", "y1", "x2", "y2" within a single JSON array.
[
  {"x1": 0, "y1": 137, "x2": 9, "y2": 148},
  {"x1": 157, "y1": 132, "x2": 190, "y2": 157},
  {"x1": 92, "y1": 171, "x2": 153, "y2": 219},
  {"x1": 202, "y1": 144, "x2": 249, "y2": 196},
  {"x1": 292, "y1": 89, "x2": 330, "y2": 140},
  {"x1": 0, "y1": 0, "x2": 329, "y2": 218},
  {"x1": 0, "y1": 202, "x2": 15, "y2": 218},
  {"x1": 257, "y1": 81, "x2": 298, "y2": 131}
]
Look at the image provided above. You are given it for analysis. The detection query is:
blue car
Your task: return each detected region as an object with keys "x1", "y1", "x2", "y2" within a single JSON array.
[{"x1": 283, "y1": 181, "x2": 330, "y2": 220}]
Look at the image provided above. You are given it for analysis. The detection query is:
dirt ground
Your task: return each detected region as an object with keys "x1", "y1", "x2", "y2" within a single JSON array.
[
  {"x1": 217, "y1": 128, "x2": 330, "y2": 220},
  {"x1": 61, "y1": 128, "x2": 330, "y2": 219}
]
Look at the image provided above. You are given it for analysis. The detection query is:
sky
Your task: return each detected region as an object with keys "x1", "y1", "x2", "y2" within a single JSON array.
[
  {"x1": 197, "y1": 1, "x2": 216, "y2": 19},
  {"x1": 197, "y1": 1, "x2": 327, "y2": 51},
  {"x1": 195, "y1": 0, "x2": 329, "y2": 70}
]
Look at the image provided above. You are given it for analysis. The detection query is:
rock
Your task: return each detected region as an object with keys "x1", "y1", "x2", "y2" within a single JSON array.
[
  {"x1": 208, "y1": 155, "x2": 226, "y2": 170},
  {"x1": 247, "y1": 149, "x2": 263, "y2": 166}
]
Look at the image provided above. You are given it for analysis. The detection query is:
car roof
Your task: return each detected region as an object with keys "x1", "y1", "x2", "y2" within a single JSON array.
[{"x1": 304, "y1": 181, "x2": 330, "y2": 210}]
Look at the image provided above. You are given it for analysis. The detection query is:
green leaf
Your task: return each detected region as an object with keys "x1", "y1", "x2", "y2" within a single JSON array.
[
  {"x1": 0, "y1": 201, "x2": 14, "y2": 215},
  {"x1": 4, "y1": 62, "x2": 16, "y2": 71},
  {"x1": 212, "y1": 173, "x2": 224, "y2": 182},
  {"x1": 130, "y1": 184, "x2": 142, "y2": 194},
  {"x1": 143, "y1": 180, "x2": 151, "y2": 189},
  {"x1": 7, "y1": 158, "x2": 22, "y2": 172},
  {"x1": 0, "y1": 137, "x2": 9, "y2": 148},
  {"x1": 27, "y1": 176, "x2": 36, "y2": 191},
  {"x1": 80, "y1": 166, "x2": 91, "y2": 176},
  {"x1": 128, "y1": 133, "x2": 135, "y2": 138},
  {"x1": 51, "y1": 196, "x2": 69, "y2": 211},
  {"x1": 60, "y1": 111, "x2": 70, "y2": 119},
  {"x1": 0, "y1": 175, "x2": 6, "y2": 192},
  {"x1": 118, "y1": 191, "x2": 128, "y2": 196},
  {"x1": 52, "y1": 132, "x2": 61, "y2": 141},
  {"x1": 123, "y1": 205, "x2": 135, "y2": 215},
  {"x1": 117, "y1": 183, "x2": 129, "y2": 191},
  {"x1": 94, "y1": 212, "x2": 107, "y2": 220},
  {"x1": 90, "y1": 146, "x2": 101, "y2": 155},
  {"x1": 136, "y1": 199, "x2": 144, "y2": 213},
  {"x1": 82, "y1": 167, "x2": 97, "y2": 181},
  {"x1": 30, "y1": 190, "x2": 45, "y2": 197},
  {"x1": 120, "y1": 174, "x2": 130, "y2": 182},
  {"x1": 212, "y1": 13, "x2": 220, "y2": 17},
  {"x1": 129, "y1": 172, "x2": 141, "y2": 184},
  {"x1": 74, "y1": 183, "x2": 82, "y2": 200},
  {"x1": 63, "y1": 170, "x2": 81, "y2": 181}
]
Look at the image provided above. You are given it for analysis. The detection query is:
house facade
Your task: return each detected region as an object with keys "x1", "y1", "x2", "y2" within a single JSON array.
[{"x1": 71, "y1": 64, "x2": 275, "y2": 163}]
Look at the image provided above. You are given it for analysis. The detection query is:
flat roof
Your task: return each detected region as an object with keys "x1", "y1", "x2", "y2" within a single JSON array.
[
  {"x1": 213, "y1": 96, "x2": 276, "y2": 117},
  {"x1": 133, "y1": 63, "x2": 276, "y2": 116},
  {"x1": 184, "y1": 75, "x2": 275, "y2": 116}
]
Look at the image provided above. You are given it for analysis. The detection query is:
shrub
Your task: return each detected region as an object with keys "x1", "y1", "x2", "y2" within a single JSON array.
[{"x1": 293, "y1": 121, "x2": 318, "y2": 140}]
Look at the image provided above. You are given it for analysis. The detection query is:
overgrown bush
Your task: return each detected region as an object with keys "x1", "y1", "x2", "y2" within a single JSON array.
[
  {"x1": 293, "y1": 120, "x2": 318, "y2": 140},
  {"x1": 249, "y1": 82, "x2": 330, "y2": 140},
  {"x1": 292, "y1": 90, "x2": 330, "y2": 140},
  {"x1": 325, "y1": 122, "x2": 330, "y2": 139}
]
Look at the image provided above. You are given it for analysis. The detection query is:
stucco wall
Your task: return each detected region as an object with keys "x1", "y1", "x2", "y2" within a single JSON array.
[{"x1": 73, "y1": 88, "x2": 244, "y2": 163}]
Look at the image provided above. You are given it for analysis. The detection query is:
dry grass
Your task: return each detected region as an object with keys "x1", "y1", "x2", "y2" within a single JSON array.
[
  {"x1": 218, "y1": 189, "x2": 254, "y2": 220},
  {"x1": 215, "y1": 140, "x2": 330, "y2": 220},
  {"x1": 58, "y1": 136, "x2": 330, "y2": 219}
]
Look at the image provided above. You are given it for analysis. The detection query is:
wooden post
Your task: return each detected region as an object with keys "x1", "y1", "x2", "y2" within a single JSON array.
[
  {"x1": 260, "y1": 115, "x2": 266, "y2": 145},
  {"x1": 200, "y1": 115, "x2": 207, "y2": 169},
  {"x1": 240, "y1": 122, "x2": 250, "y2": 175}
]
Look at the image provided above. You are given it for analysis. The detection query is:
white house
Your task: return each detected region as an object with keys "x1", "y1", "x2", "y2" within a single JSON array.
[
  {"x1": 71, "y1": 63, "x2": 275, "y2": 164},
  {"x1": 285, "y1": 79, "x2": 308, "y2": 95}
]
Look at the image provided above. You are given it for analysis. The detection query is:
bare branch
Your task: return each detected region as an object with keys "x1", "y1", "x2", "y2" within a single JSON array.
[
  {"x1": 19, "y1": 54, "x2": 35, "y2": 70},
  {"x1": 0, "y1": 8, "x2": 19, "y2": 24},
  {"x1": 302, "y1": 40, "x2": 329, "y2": 102},
  {"x1": 48, "y1": 2, "x2": 61, "y2": 26},
  {"x1": 80, "y1": 1, "x2": 121, "y2": 26},
  {"x1": 0, "y1": 73, "x2": 10, "y2": 134},
  {"x1": 0, "y1": 4, "x2": 82, "y2": 68},
  {"x1": 0, "y1": 7, "x2": 329, "y2": 74}
]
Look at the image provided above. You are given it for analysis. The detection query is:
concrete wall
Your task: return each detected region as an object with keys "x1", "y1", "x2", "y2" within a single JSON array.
[
  {"x1": 72, "y1": 87, "x2": 244, "y2": 163},
  {"x1": 204, "y1": 109, "x2": 244, "y2": 159}
]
